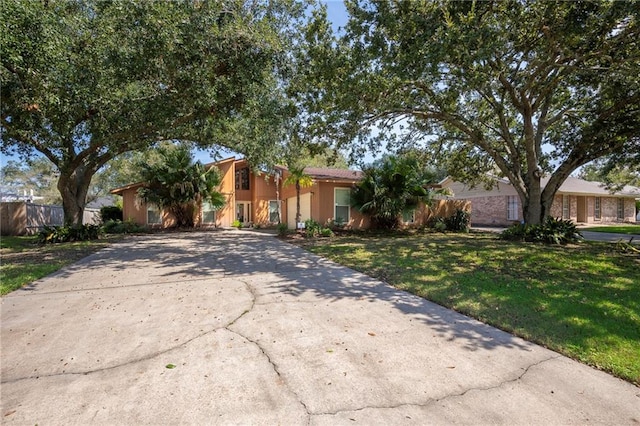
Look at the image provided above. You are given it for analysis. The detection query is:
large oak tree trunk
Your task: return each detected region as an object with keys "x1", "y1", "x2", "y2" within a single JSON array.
[{"x1": 57, "y1": 166, "x2": 93, "y2": 226}]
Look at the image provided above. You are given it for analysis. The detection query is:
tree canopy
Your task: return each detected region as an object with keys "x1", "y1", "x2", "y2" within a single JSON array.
[
  {"x1": 136, "y1": 144, "x2": 225, "y2": 228},
  {"x1": 294, "y1": 0, "x2": 640, "y2": 224},
  {"x1": 1, "y1": 0, "x2": 302, "y2": 224}
]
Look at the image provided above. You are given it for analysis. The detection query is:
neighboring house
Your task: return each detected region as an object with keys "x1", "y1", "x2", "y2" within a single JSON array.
[
  {"x1": 110, "y1": 158, "x2": 369, "y2": 229},
  {"x1": 439, "y1": 175, "x2": 640, "y2": 226}
]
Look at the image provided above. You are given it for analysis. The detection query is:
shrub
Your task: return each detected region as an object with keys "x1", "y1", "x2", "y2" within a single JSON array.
[
  {"x1": 500, "y1": 217, "x2": 583, "y2": 245},
  {"x1": 100, "y1": 205, "x2": 123, "y2": 223},
  {"x1": 304, "y1": 219, "x2": 322, "y2": 238},
  {"x1": 38, "y1": 224, "x2": 103, "y2": 244},
  {"x1": 232, "y1": 219, "x2": 242, "y2": 229},
  {"x1": 444, "y1": 209, "x2": 470, "y2": 232},
  {"x1": 427, "y1": 216, "x2": 447, "y2": 232},
  {"x1": 277, "y1": 223, "x2": 288, "y2": 236},
  {"x1": 102, "y1": 219, "x2": 146, "y2": 234},
  {"x1": 320, "y1": 227, "x2": 334, "y2": 237}
]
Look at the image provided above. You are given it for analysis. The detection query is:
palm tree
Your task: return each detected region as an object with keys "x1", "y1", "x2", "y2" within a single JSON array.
[
  {"x1": 283, "y1": 165, "x2": 313, "y2": 229},
  {"x1": 352, "y1": 155, "x2": 437, "y2": 229},
  {"x1": 137, "y1": 145, "x2": 225, "y2": 228}
]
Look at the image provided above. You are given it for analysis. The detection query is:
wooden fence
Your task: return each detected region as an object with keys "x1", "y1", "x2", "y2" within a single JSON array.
[{"x1": 0, "y1": 202, "x2": 101, "y2": 236}]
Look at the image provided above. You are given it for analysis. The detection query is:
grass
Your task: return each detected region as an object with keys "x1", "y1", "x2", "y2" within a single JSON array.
[
  {"x1": 0, "y1": 235, "x2": 117, "y2": 296},
  {"x1": 583, "y1": 225, "x2": 640, "y2": 235},
  {"x1": 295, "y1": 231, "x2": 640, "y2": 385}
]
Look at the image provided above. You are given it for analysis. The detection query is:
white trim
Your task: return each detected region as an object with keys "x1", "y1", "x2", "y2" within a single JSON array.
[
  {"x1": 268, "y1": 200, "x2": 280, "y2": 223},
  {"x1": 334, "y1": 187, "x2": 351, "y2": 224},
  {"x1": 201, "y1": 201, "x2": 216, "y2": 224},
  {"x1": 617, "y1": 198, "x2": 624, "y2": 220},
  {"x1": 507, "y1": 195, "x2": 519, "y2": 221},
  {"x1": 402, "y1": 209, "x2": 416, "y2": 224},
  {"x1": 147, "y1": 204, "x2": 161, "y2": 225}
]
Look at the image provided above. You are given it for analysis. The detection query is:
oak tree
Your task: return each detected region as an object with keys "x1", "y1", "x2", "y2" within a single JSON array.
[
  {"x1": 295, "y1": 0, "x2": 640, "y2": 224},
  {"x1": 1, "y1": 0, "x2": 301, "y2": 225}
]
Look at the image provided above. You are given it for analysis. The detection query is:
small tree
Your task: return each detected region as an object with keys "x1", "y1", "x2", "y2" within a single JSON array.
[
  {"x1": 352, "y1": 155, "x2": 437, "y2": 229},
  {"x1": 283, "y1": 165, "x2": 313, "y2": 229},
  {"x1": 137, "y1": 145, "x2": 225, "y2": 228}
]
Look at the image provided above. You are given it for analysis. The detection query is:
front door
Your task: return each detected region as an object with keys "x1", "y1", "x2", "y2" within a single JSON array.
[
  {"x1": 577, "y1": 196, "x2": 587, "y2": 223},
  {"x1": 235, "y1": 202, "x2": 251, "y2": 224}
]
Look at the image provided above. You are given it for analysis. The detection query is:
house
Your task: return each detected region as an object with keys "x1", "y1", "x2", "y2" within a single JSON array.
[
  {"x1": 439, "y1": 175, "x2": 640, "y2": 226},
  {"x1": 111, "y1": 157, "x2": 471, "y2": 230},
  {"x1": 110, "y1": 158, "x2": 370, "y2": 229}
]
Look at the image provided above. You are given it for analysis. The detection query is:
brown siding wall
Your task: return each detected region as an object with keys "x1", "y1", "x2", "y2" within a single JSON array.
[
  {"x1": 252, "y1": 173, "x2": 278, "y2": 226},
  {"x1": 315, "y1": 182, "x2": 370, "y2": 229},
  {"x1": 215, "y1": 159, "x2": 235, "y2": 228},
  {"x1": 121, "y1": 188, "x2": 147, "y2": 225}
]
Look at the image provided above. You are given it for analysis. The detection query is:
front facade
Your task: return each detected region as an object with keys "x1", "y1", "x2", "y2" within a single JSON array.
[
  {"x1": 440, "y1": 176, "x2": 639, "y2": 226},
  {"x1": 111, "y1": 158, "x2": 370, "y2": 229}
]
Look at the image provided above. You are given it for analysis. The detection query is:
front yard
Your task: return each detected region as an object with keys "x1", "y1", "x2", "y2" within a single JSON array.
[
  {"x1": 294, "y1": 231, "x2": 640, "y2": 385},
  {"x1": 0, "y1": 235, "x2": 118, "y2": 296}
]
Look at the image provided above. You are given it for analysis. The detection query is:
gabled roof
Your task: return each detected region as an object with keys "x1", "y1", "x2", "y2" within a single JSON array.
[
  {"x1": 110, "y1": 182, "x2": 144, "y2": 195},
  {"x1": 549, "y1": 176, "x2": 640, "y2": 197},
  {"x1": 438, "y1": 175, "x2": 640, "y2": 197},
  {"x1": 303, "y1": 167, "x2": 363, "y2": 182}
]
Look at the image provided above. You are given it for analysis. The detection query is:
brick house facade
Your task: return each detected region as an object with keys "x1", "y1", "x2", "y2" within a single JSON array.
[{"x1": 440, "y1": 176, "x2": 639, "y2": 226}]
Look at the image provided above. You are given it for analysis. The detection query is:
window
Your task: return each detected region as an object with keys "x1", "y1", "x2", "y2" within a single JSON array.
[
  {"x1": 507, "y1": 196, "x2": 519, "y2": 221},
  {"x1": 202, "y1": 201, "x2": 216, "y2": 224},
  {"x1": 235, "y1": 167, "x2": 250, "y2": 190},
  {"x1": 402, "y1": 209, "x2": 416, "y2": 224},
  {"x1": 562, "y1": 195, "x2": 570, "y2": 219},
  {"x1": 594, "y1": 197, "x2": 601, "y2": 220},
  {"x1": 147, "y1": 204, "x2": 161, "y2": 225},
  {"x1": 617, "y1": 198, "x2": 624, "y2": 220},
  {"x1": 269, "y1": 200, "x2": 280, "y2": 223},
  {"x1": 334, "y1": 188, "x2": 351, "y2": 224}
]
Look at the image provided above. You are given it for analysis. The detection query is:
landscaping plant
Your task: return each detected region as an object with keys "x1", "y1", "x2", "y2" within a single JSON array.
[
  {"x1": 501, "y1": 217, "x2": 583, "y2": 245},
  {"x1": 38, "y1": 224, "x2": 102, "y2": 244}
]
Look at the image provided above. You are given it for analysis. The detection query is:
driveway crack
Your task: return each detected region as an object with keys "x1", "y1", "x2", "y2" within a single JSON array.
[
  {"x1": 226, "y1": 281, "x2": 311, "y2": 424},
  {"x1": 1, "y1": 280, "x2": 257, "y2": 385},
  {"x1": 310, "y1": 355, "x2": 561, "y2": 418}
]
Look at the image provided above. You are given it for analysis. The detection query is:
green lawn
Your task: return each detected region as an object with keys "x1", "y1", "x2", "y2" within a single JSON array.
[
  {"x1": 0, "y1": 235, "x2": 117, "y2": 296},
  {"x1": 298, "y1": 232, "x2": 640, "y2": 385},
  {"x1": 583, "y1": 225, "x2": 640, "y2": 235}
]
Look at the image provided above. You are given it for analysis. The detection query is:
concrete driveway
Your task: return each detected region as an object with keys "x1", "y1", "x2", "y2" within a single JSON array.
[{"x1": 1, "y1": 231, "x2": 639, "y2": 425}]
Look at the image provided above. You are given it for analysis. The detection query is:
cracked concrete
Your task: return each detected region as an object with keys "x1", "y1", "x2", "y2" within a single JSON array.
[{"x1": 2, "y1": 230, "x2": 639, "y2": 425}]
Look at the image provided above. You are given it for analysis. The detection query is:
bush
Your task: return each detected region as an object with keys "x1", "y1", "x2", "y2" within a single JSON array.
[
  {"x1": 444, "y1": 209, "x2": 470, "y2": 232},
  {"x1": 304, "y1": 219, "x2": 322, "y2": 238},
  {"x1": 320, "y1": 227, "x2": 334, "y2": 237},
  {"x1": 102, "y1": 219, "x2": 146, "y2": 234},
  {"x1": 427, "y1": 216, "x2": 447, "y2": 232},
  {"x1": 277, "y1": 223, "x2": 288, "y2": 236},
  {"x1": 232, "y1": 219, "x2": 242, "y2": 229},
  {"x1": 38, "y1": 224, "x2": 103, "y2": 244},
  {"x1": 500, "y1": 217, "x2": 583, "y2": 245},
  {"x1": 100, "y1": 205, "x2": 123, "y2": 223}
]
